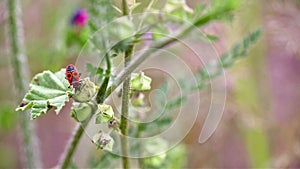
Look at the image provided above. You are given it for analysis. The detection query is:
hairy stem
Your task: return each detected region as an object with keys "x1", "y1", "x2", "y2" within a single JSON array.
[
  {"x1": 59, "y1": 117, "x2": 91, "y2": 169},
  {"x1": 120, "y1": 44, "x2": 134, "y2": 169},
  {"x1": 120, "y1": 1, "x2": 132, "y2": 168},
  {"x1": 6, "y1": 0, "x2": 41, "y2": 167}
]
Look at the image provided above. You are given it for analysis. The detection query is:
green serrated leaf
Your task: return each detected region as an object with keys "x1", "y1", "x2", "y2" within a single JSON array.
[
  {"x1": 16, "y1": 69, "x2": 71, "y2": 119},
  {"x1": 130, "y1": 72, "x2": 152, "y2": 91},
  {"x1": 95, "y1": 104, "x2": 114, "y2": 124}
]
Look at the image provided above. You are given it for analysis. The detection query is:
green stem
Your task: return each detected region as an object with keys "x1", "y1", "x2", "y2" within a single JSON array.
[
  {"x1": 96, "y1": 54, "x2": 111, "y2": 103},
  {"x1": 59, "y1": 117, "x2": 91, "y2": 169},
  {"x1": 120, "y1": 44, "x2": 134, "y2": 169},
  {"x1": 6, "y1": 0, "x2": 41, "y2": 167},
  {"x1": 122, "y1": 0, "x2": 129, "y2": 16},
  {"x1": 120, "y1": 1, "x2": 132, "y2": 168}
]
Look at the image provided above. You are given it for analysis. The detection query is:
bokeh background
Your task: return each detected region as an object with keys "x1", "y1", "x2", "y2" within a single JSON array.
[{"x1": 1, "y1": 0, "x2": 300, "y2": 168}]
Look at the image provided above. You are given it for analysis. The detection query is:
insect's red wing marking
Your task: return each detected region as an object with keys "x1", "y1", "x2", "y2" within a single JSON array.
[
  {"x1": 66, "y1": 64, "x2": 82, "y2": 91},
  {"x1": 66, "y1": 72, "x2": 73, "y2": 85}
]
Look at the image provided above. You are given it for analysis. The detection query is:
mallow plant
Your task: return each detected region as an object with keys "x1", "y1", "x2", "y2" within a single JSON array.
[{"x1": 13, "y1": 0, "x2": 262, "y2": 168}]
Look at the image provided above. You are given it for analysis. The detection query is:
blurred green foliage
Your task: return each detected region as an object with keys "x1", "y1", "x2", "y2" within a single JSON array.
[
  {"x1": 144, "y1": 145, "x2": 187, "y2": 169},
  {"x1": 0, "y1": 145, "x2": 16, "y2": 168},
  {"x1": 0, "y1": 105, "x2": 17, "y2": 131}
]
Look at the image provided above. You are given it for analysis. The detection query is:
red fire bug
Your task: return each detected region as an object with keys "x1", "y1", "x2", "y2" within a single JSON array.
[{"x1": 65, "y1": 64, "x2": 81, "y2": 91}]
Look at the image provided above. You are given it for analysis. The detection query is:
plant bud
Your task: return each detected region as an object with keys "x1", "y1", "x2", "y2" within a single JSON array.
[{"x1": 73, "y1": 78, "x2": 97, "y2": 102}]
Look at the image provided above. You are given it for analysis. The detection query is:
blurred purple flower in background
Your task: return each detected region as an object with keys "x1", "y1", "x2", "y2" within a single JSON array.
[
  {"x1": 71, "y1": 8, "x2": 88, "y2": 27},
  {"x1": 143, "y1": 32, "x2": 153, "y2": 46}
]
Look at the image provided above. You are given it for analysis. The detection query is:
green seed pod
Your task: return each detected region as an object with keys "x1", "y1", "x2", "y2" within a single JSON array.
[
  {"x1": 92, "y1": 131, "x2": 114, "y2": 151},
  {"x1": 130, "y1": 72, "x2": 152, "y2": 91},
  {"x1": 73, "y1": 78, "x2": 97, "y2": 102},
  {"x1": 95, "y1": 104, "x2": 115, "y2": 124},
  {"x1": 71, "y1": 102, "x2": 92, "y2": 122}
]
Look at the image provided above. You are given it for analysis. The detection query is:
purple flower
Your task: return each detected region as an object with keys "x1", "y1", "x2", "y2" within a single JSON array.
[
  {"x1": 71, "y1": 8, "x2": 88, "y2": 27},
  {"x1": 143, "y1": 32, "x2": 153, "y2": 46}
]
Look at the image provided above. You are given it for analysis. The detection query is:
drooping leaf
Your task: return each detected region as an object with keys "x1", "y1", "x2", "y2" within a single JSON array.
[{"x1": 16, "y1": 69, "x2": 71, "y2": 119}]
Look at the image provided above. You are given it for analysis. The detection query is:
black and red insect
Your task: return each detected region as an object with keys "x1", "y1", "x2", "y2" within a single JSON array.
[{"x1": 65, "y1": 64, "x2": 82, "y2": 91}]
